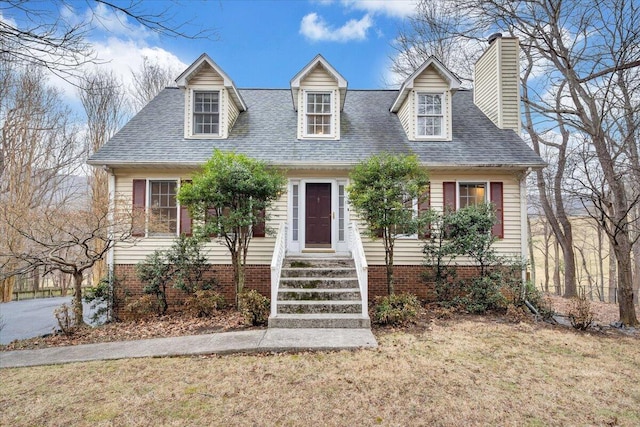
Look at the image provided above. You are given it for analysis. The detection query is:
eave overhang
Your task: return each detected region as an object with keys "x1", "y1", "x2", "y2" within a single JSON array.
[
  {"x1": 390, "y1": 56, "x2": 462, "y2": 113},
  {"x1": 175, "y1": 53, "x2": 247, "y2": 112}
]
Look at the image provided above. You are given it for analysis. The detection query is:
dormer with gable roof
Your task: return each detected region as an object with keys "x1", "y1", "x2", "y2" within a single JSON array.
[
  {"x1": 290, "y1": 54, "x2": 347, "y2": 141},
  {"x1": 390, "y1": 57, "x2": 461, "y2": 141},
  {"x1": 176, "y1": 53, "x2": 247, "y2": 139}
]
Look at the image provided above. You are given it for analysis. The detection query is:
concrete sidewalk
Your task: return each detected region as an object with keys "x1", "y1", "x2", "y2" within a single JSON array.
[{"x1": 0, "y1": 328, "x2": 378, "y2": 369}]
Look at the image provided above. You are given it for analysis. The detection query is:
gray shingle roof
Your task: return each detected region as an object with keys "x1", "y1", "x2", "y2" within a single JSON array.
[{"x1": 88, "y1": 88, "x2": 545, "y2": 169}]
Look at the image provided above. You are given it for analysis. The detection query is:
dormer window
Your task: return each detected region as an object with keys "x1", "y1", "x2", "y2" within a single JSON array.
[
  {"x1": 193, "y1": 91, "x2": 220, "y2": 135},
  {"x1": 176, "y1": 54, "x2": 246, "y2": 139},
  {"x1": 306, "y1": 92, "x2": 332, "y2": 136},
  {"x1": 417, "y1": 93, "x2": 443, "y2": 137},
  {"x1": 390, "y1": 57, "x2": 460, "y2": 141}
]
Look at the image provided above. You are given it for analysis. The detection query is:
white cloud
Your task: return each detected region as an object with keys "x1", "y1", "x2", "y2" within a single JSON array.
[
  {"x1": 300, "y1": 12, "x2": 373, "y2": 42},
  {"x1": 340, "y1": 0, "x2": 417, "y2": 18}
]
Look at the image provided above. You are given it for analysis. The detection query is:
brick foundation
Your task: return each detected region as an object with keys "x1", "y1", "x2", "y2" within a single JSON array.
[
  {"x1": 368, "y1": 265, "x2": 482, "y2": 301},
  {"x1": 113, "y1": 264, "x2": 270, "y2": 314},
  {"x1": 112, "y1": 263, "x2": 486, "y2": 315}
]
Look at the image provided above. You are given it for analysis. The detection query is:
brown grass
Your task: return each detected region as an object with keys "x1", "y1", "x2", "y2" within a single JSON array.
[{"x1": 2, "y1": 318, "x2": 639, "y2": 426}]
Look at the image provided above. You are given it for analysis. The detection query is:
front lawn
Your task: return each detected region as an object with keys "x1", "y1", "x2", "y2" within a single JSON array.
[{"x1": 1, "y1": 317, "x2": 639, "y2": 426}]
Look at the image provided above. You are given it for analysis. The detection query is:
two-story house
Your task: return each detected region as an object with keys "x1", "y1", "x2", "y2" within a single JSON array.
[{"x1": 88, "y1": 35, "x2": 544, "y2": 328}]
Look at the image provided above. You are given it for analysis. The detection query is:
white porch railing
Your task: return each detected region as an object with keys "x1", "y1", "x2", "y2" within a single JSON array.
[
  {"x1": 348, "y1": 222, "x2": 369, "y2": 317},
  {"x1": 270, "y1": 222, "x2": 287, "y2": 317}
]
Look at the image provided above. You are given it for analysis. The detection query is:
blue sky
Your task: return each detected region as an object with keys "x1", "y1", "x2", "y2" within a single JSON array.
[
  {"x1": 175, "y1": 0, "x2": 415, "y2": 89},
  {"x1": 2, "y1": 0, "x2": 418, "y2": 105}
]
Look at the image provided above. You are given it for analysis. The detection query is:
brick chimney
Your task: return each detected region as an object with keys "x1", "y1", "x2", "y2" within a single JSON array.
[{"x1": 473, "y1": 33, "x2": 521, "y2": 134}]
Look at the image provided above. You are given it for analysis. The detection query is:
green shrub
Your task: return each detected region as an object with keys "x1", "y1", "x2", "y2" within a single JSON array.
[
  {"x1": 452, "y1": 275, "x2": 505, "y2": 314},
  {"x1": 238, "y1": 290, "x2": 270, "y2": 326},
  {"x1": 136, "y1": 235, "x2": 217, "y2": 314},
  {"x1": 185, "y1": 290, "x2": 225, "y2": 317},
  {"x1": 83, "y1": 276, "x2": 120, "y2": 324},
  {"x1": 373, "y1": 293, "x2": 421, "y2": 326}
]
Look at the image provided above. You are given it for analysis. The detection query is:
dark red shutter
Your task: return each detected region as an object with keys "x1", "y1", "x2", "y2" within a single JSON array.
[
  {"x1": 253, "y1": 209, "x2": 266, "y2": 237},
  {"x1": 490, "y1": 182, "x2": 504, "y2": 238},
  {"x1": 419, "y1": 184, "x2": 431, "y2": 239},
  {"x1": 132, "y1": 179, "x2": 146, "y2": 237},
  {"x1": 179, "y1": 180, "x2": 192, "y2": 236},
  {"x1": 443, "y1": 182, "x2": 456, "y2": 212}
]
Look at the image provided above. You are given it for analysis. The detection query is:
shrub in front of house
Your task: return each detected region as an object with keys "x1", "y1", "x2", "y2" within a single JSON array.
[
  {"x1": 373, "y1": 293, "x2": 421, "y2": 326},
  {"x1": 184, "y1": 290, "x2": 225, "y2": 318},
  {"x1": 238, "y1": 289, "x2": 270, "y2": 326}
]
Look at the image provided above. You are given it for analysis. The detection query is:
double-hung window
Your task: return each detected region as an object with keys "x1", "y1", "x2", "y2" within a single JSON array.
[
  {"x1": 417, "y1": 93, "x2": 443, "y2": 137},
  {"x1": 306, "y1": 92, "x2": 332, "y2": 136},
  {"x1": 193, "y1": 91, "x2": 220, "y2": 135},
  {"x1": 149, "y1": 180, "x2": 178, "y2": 235},
  {"x1": 458, "y1": 183, "x2": 486, "y2": 208}
]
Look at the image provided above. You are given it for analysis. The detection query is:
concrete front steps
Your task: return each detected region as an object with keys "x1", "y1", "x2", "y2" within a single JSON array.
[{"x1": 268, "y1": 256, "x2": 371, "y2": 329}]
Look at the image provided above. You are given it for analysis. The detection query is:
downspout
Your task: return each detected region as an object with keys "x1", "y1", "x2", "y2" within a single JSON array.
[{"x1": 105, "y1": 167, "x2": 116, "y2": 321}]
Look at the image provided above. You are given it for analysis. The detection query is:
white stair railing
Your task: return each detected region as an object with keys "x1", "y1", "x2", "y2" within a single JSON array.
[
  {"x1": 349, "y1": 222, "x2": 369, "y2": 317},
  {"x1": 270, "y1": 222, "x2": 287, "y2": 317}
]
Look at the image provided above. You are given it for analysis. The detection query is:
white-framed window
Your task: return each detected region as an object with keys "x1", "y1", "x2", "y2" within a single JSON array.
[
  {"x1": 416, "y1": 93, "x2": 443, "y2": 137},
  {"x1": 193, "y1": 90, "x2": 220, "y2": 135},
  {"x1": 149, "y1": 180, "x2": 178, "y2": 235},
  {"x1": 458, "y1": 182, "x2": 487, "y2": 208},
  {"x1": 305, "y1": 92, "x2": 332, "y2": 136}
]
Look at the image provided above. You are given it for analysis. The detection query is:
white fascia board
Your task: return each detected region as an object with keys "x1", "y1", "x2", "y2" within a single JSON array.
[
  {"x1": 390, "y1": 56, "x2": 462, "y2": 113},
  {"x1": 290, "y1": 54, "x2": 348, "y2": 111},
  {"x1": 175, "y1": 53, "x2": 247, "y2": 112}
]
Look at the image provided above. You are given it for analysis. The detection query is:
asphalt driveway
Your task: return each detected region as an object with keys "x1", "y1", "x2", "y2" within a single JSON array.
[{"x1": 0, "y1": 297, "x2": 98, "y2": 345}]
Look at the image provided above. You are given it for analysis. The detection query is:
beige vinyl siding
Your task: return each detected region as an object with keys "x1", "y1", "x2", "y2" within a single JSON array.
[
  {"x1": 227, "y1": 93, "x2": 240, "y2": 130},
  {"x1": 113, "y1": 170, "x2": 284, "y2": 265},
  {"x1": 398, "y1": 95, "x2": 412, "y2": 139},
  {"x1": 188, "y1": 62, "x2": 224, "y2": 85},
  {"x1": 474, "y1": 42, "x2": 500, "y2": 126},
  {"x1": 356, "y1": 171, "x2": 523, "y2": 265},
  {"x1": 474, "y1": 37, "x2": 520, "y2": 133},
  {"x1": 297, "y1": 65, "x2": 340, "y2": 140},
  {"x1": 499, "y1": 38, "x2": 521, "y2": 133}
]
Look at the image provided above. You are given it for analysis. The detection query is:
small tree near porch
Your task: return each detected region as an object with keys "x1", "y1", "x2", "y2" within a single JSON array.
[
  {"x1": 348, "y1": 153, "x2": 430, "y2": 295},
  {"x1": 177, "y1": 150, "x2": 286, "y2": 307}
]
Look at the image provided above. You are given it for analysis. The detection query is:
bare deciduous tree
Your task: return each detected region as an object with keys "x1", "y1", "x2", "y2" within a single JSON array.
[
  {"x1": 0, "y1": 62, "x2": 83, "y2": 301},
  {"x1": 79, "y1": 69, "x2": 127, "y2": 286},
  {"x1": 390, "y1": 0, "x2": 482, "y2": 85},
  {"x1": 0, "y1": 0, "x2": 213, "y2": 81},
  {"x1": 2, "y1": 200, "x2": 138, "y2": 324},
  {"x1": 130, "y1": 56, "x2": 179, "y2": 112}
]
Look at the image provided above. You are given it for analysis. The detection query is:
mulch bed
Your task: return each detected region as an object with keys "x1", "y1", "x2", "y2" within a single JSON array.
[{"x1": 2, "y1": 294, "x2": 638, "y2": 351}]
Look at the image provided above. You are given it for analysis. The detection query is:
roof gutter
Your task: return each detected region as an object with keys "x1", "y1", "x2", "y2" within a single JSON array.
[{"x1": 87, "y1": 159, "x2": 545, "y2": 170}]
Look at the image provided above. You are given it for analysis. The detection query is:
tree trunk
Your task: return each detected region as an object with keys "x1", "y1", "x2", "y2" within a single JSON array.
[
  {"x1": 597, "y1": 225, "x2": 605, "y2": 301},
  {"x1": 384, "y1": 232, "x2": 395, "y2": 295},
  {"x1": 1, "y1": 276, "x2": 15, "y2": 302},
  {"x1": 543, "y1": 222, "x2": 550, "y2": 293},
  {"x1": 73, "y1": 271, "x2": 85, "y2": 326},
  {"x1": 609, "y1": 244, "x2": 617, "y2": 303},
  {"x1": 632, "y1": 242, "x2": 640, "y2": 305},
  {"x1": 231, "y1": 250, "x2": 244, "y2": 308},
  {"x1": 32, "y1": 266, "x2": 40, "y2": 292},
  {"x1": 553, "y1": 239, "x2": 561, "y2": 295},
  {"x1": 527, "y1": 216, "x2": 536, "y2": 287},
  {"x1": 616, "y1": 243, "x2": 638, "y2": 326}
]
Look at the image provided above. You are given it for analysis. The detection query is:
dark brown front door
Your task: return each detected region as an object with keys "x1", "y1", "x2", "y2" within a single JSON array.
[{"x1": 305, "y1": 183, "x2": 331, "y2": 247}]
